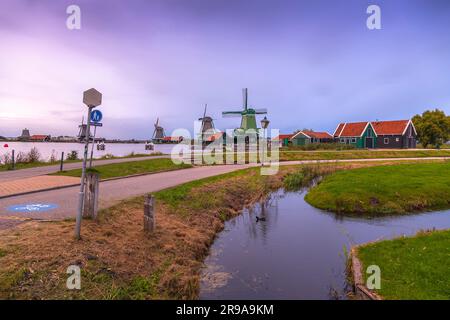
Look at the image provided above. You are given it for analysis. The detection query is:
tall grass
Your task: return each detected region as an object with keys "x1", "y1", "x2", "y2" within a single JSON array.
[{"x1": 283, "y1": 164, "x2": 338, "y2": 191}]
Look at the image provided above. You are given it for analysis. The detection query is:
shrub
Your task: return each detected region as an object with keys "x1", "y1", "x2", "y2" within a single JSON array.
[
  {"x1": 285, "y1": 143, "x2": 356, "y2": 151},
  {"x1": 66, "y1": 150, "x2": 79, "y2": 161},
  {"x1": 49, "y1": 150, "x2": 57, "y2": 163},
  {"x1": 15, "y1": 151, "x2": 27, "y2": 164},
  {"x1": 26, "y1": 147, "x2": 41, "y2": 163}
]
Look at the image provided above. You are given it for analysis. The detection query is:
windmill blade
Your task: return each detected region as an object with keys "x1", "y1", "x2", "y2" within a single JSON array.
[
  {"x1": 242, "y1": 88, "x2": 248, "y2": 110},
  {"x1": 254, "y1": 108, "x2": 268, "y2": 114},
  {"x1": 203, "y1": 104, "x2": 207, "y2": 119},
  {"x1": 155, "y1": 118, "x2": 159, "y2": 127},
  {"x1": 222, "y1": 113, "x2": 242, "y2": 118},
  {"x1": 222, "y1": 111, "x2": 243, "y2": 115}
]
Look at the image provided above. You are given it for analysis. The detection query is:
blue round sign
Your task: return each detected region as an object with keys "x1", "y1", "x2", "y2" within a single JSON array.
[
  {"x1": 7, "y1": 203, "x2": 59, "y2": 213},
  {"x1": 91, "y1": 110, "x2": 103, "y2": 123}
]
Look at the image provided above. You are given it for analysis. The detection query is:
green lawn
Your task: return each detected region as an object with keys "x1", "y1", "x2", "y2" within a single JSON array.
[
  {"x1": 357, "y1": 229, "x2": 450, "y2": 300},
  {"x1": 280, "y1": 149, "x2": 450, "y2": 161},
  {"x1": 0, "y1": 153, "x2": 165, "y2": 172},
  {"x1": 53, "y1": 158, "x2": 191, "y2": 180},
  {"x1": 305, "y1": 162, "x2": 450, "y2": 215}
]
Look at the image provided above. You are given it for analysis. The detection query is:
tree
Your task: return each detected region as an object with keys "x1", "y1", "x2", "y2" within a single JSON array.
[{"x1": 412, "y1": 109, "x2": 450, "y2": 148}]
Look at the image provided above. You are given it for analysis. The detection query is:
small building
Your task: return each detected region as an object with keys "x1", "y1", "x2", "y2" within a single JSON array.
[
  {"x1": 29, "y1": 135, "x2": 51, "y2": 142},
  {"x1": 371, "y1": 120, "x2": 417, "y2": 149},
  {"x1": 334, "y1": 122, "x2": 376, "y2": 148},
  {"x1": 162, "y1": 136, "x2": 183, "y2": 144},
  {"x1": 273, "y1": 134, "x2": 294, "y2": 147},
  {"x1": 291, "y1": 130, "x2": 333, "y2": 146}
]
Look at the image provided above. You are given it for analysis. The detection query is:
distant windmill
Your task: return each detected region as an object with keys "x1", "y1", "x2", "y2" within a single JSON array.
[
  {"x1": 222, "y1": 88, "x2": 267, "y2": 133},
  {"x1": 199, "y1": 104, "x2": 215, "y2": 140},
  {"x1": 152, "y1": 118, "x2": 165, "y2": 142}
]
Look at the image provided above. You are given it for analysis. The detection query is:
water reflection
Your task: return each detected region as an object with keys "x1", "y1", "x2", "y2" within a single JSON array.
[{"x1": 200, "y1": 189, "x2": 450, "y2": 300}]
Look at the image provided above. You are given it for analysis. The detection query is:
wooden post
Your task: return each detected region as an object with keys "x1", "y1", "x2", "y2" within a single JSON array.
[
  {"x1": 83, "y1": 172, "x2": 99, "y2": 219},
  {"x1": 144, "y1": 194, "x2": 155, "y2": 233},
  {"x1": 60, "y1": 152, "x2": 64, "y2": 171},
  {"x1": 11, "y1": 149, "x2": 15, "y2": 170}
]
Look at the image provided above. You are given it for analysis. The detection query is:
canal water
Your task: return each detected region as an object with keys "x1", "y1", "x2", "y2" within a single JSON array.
[
  {"x1": 200, "y1": 190, "x2": 450, "y2": 300},
  {"x1": 0, "y1": 142, "x2": 175, "y2": 162}
]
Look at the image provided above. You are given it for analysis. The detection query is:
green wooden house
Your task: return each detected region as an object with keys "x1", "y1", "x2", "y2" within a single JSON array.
[
  {"x1": 291, "y1": 130, "x2": 333, "y2": 146},
  {"x1": 274, "y1": 134, "x2": 294, "y2": 147},
  {"x1": 333, "y1": 122, "x2": 376, "y2": 148}
]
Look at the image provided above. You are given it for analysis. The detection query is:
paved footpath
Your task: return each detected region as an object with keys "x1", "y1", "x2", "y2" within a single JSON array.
[
  {"x1": 0, "y1": 176, "x2": 80, "y2": 198},
  {"x1": 0, "y1": 164, "x2": 251, "y2": 229},
  {"x1": 0, "y1": 157, "x2": 448, "y2": 231}
]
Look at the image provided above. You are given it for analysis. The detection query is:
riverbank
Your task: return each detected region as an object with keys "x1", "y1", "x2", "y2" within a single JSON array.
[
  {"x1": 0, "y1": 167, "x2": 284, "y2": 299},
  {"x1": 305, "y1": 161, "x2": 450, "y2": 215},
  {"x1": 353, "y1": 229, "x2": 450, "y2": 300}
]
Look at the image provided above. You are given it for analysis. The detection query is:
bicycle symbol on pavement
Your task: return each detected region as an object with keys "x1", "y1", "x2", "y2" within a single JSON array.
[{"x1": 7, "y1": 203, "x2": 59, "y2": 212}]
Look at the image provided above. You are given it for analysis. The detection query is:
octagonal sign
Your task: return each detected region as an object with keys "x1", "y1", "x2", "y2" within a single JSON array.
[{"x1": 83, "y1": 88, "x2": 102, "y2": 107}]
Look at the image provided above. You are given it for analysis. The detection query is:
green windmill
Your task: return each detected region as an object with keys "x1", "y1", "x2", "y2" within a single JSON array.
[{"x1": 222, "y1": 88, "x2": 268, "y2": 134}]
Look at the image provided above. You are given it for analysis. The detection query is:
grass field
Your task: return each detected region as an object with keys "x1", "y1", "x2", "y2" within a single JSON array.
[
  {"x1": 279, "y1": 149, "x2": 450, "y2": 161},
  {"x1": 0, "y1": 152, "x2": 165, "y2": 172},
  {"x1": 53, "y1": 158, "x2": 191, "y2": 179},
  {"x1": 356, "y1": 229, "x2": 450, "y2": 300},
  {"x1": 305, "y1": 161, "x2": 450, "y2": 215}
]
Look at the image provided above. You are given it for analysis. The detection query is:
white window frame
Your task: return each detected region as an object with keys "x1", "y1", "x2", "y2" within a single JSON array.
[
  {"x1": 351, "y1": 138, "x2": 357, "y2": 143},
  {"x1": 340, "y1": 138, "x2": 345, "y2": 143},
  {"x1": 396, "y1": 137, "x2": 400, "y2": 142},
  {"x1": 384, "y1": 138, "x2": 389, "y2": 144}
]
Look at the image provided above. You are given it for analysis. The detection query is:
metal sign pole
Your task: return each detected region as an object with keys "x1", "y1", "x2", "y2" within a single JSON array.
[
  {"x1": 89, "y1": 125, "x2": 97, "y2": 168},
  {"x1": 75, "y1": 106, "x2": 93, "y2": 239}
]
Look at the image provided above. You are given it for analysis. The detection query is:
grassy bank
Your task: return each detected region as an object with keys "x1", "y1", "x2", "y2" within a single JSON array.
[
  {"x1": 279, "y1": 149, "x2": 450, "y2": 161},
  {"x1": 53, "y1": 158, "x2": 190, "y2": 180},
  {"x1": 305, "y1": 162, "x2": 450, "y2": 215},
  {"x1": 0, "y1": 167, "x2": 285, "y2": 299},
  {"x1": 355, "y1": 229, "x2": 450, "y2": 300}
]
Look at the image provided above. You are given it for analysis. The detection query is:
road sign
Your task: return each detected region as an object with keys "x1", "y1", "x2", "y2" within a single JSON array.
[
  {"x1": 91, "y1": 110, "x2": 103, "y2": 123},
  {"x1": 83, "y1": 88, "x2": 102, "y2": 107},
  {"x1": 7, "y1": 203, "x2": 58, "y2": 212},
  {"x1": 90, "y1": 122, "x2": 103, "y2": 127}
]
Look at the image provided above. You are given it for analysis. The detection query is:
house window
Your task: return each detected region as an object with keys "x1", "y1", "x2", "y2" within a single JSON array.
[
  {"x1": 367, "y1": 130, "x2": 372, "y2": 138},
  {"x1": 384, "y1": 138, "x2": 389, "y2": 144},
  {"x1": 351, "y1": 138, "x2": 356, "y2": 143},
  {"x1": 340, "y1": 138, "x2": 345, "y2": 143},
  {"x1": 396, "y1": 137, "x2": 400, "y2": 142}
]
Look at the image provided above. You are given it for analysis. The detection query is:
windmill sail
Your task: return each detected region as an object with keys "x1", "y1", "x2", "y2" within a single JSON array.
[{"x1": 221, "y1": 88, "x2": 268, "y2": 131}]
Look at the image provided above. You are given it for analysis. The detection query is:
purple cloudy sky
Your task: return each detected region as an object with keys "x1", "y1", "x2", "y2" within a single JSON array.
[{"x1": 1, "y1": 0, "x2": 450, "y2": 139}]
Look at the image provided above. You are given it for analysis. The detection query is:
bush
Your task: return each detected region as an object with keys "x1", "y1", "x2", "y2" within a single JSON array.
[
  {"x1": 26, "y1": 147, "x2": 41, "y2": 163},
  {"x1": 285, "y1": 143, "x2": 356, "y2": 151},
  {"x1": 15, "y1": 151, "x2": 27, "y2": 163},
  {"x1": 66, "y1": 150, "x2": 79, "y2": 161},
  {"x1": 49, "y1": 150, "x2": 57, "y2": 163}
]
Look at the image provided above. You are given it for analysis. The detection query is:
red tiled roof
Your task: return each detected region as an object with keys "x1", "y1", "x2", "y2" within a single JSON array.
[
  {"x1": 371, "y1": 120, "x2": 410, "y2": 135},
  {"x1": 274, "y1": 134, "x2": 294, "y2": 141},
  {"x1": 302, "y1": 131, "x2": 333, "y2": 139},
  {"x1": 334, "y1": 123, "x2": 345, "y2": 137},
  {"x1": 30, "y1": 135, "x2": 49, "y2": 140},
  {"x1": 337, "y1": 122, "x2": 369, "y2": 137},
  {"x1": 205, "y1": 132, "x2": 224, "y2": 142},
  {"x1": 163, "y1": 136, "x2": 183, "y2": 141}
]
